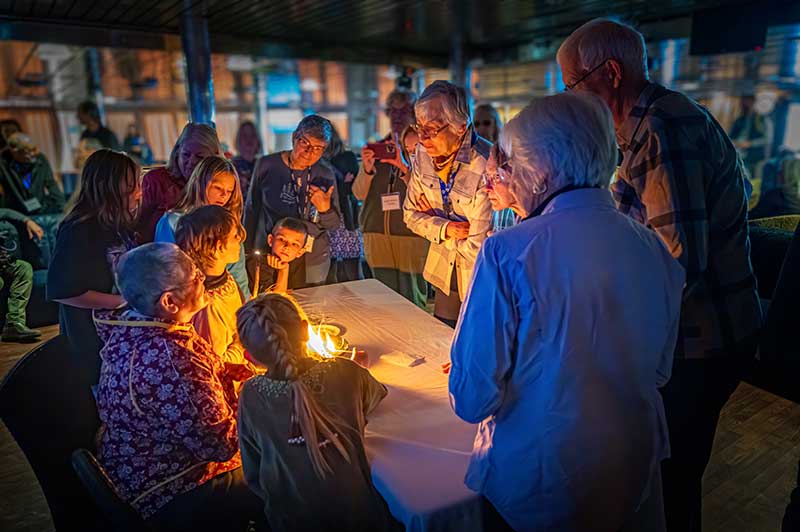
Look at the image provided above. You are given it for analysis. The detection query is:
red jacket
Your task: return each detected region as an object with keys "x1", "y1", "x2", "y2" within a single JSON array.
[{"x1": 138, "y1": 166, "x2": 186, "y2": 242}]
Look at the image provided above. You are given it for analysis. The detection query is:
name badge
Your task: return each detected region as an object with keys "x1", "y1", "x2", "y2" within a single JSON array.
[
  {"x1": 303, "y1": 234, "x2": 315, "y2": 254},
  {"x1": 381, "y1": 192, "x2": 401, "y2": 211},
  {"x1": 22, "y1": 197, "x2": 41, "y2": 213}
]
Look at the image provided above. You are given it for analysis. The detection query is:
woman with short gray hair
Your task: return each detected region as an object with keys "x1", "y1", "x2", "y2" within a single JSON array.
[
  {"x1": 244, "y1": 114, "x2": 341, "y2": 287},
  {"x1": 449, "y1": 92, "x2": 685, "y2": 531},
  {"x1": 93, "y1": 243, "x2": 267, "y2": 530}
]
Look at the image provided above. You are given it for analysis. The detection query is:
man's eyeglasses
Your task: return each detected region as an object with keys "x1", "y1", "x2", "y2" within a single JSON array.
[
  {"x1": 475, "y1": 120, "x2": 494, "y2": 127},
  {"x1": 296, "y1": 136, "x2": 327, "y2": 154},
  {"x1": 411, "y1": 122, "x2": 449, "y2": 140},
  {"x1": 564, "y1": 59, "x2": 608, "y2": 91}
]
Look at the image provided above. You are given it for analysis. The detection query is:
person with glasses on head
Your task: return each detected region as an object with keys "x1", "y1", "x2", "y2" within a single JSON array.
[
  {"x1": 450, "y1": 91, "x2": 685, "y2": 532},
  {"x1": 402, "y1": 81, "x2": 493, "y2": 328},
  {"x1": 352, "y1": 89, "x2": 430, "y2": 309},
  {"x1": 558, "y1": 19, "x2": 762, "y2": 532},
  {"x1": 244, "y1": 115, "x2": 341, "y2": 289}
]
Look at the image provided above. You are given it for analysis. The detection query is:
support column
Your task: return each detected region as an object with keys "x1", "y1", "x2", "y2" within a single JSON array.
[
  {"x1": 180, "y1": 6, "x2": 215, "y2": 125},
  {"x1": 448, "y1": 0, "x2": 468, "y2": 88},
  {"x1": 84, "y1": 48, "x2": 106, "y2": 123},
  {"x1": 253, "y1": 69, "x2": 269, "y2": 152}
]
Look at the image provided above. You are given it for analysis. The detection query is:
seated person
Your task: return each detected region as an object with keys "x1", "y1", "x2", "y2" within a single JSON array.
[
  {"x1": 93, "y1": 242, "x2": 265, "y2": 531},
  {"x1": 0, "y1": 207, "x2": 44, "y2": 341},
  {"x1": 249, "y1": 217, "x2": 308, "y2": 294},
  {"x1": 236, "y1": 293, "x2": 400, "y2": 532},
  {"x1": 0, "y1": 133, "x2": 65, "y2": 214},
  {"x1": 174, "y1": 205, "x2": 251, "y2": 371}
]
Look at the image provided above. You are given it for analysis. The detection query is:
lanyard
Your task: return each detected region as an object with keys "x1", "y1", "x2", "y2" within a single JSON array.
[
  {"x1": 438, "y1": 163, "x2": 459, "y2": 215},
  {"x1": 290, "y1": 168, "x2": 311, "y2": 219}
]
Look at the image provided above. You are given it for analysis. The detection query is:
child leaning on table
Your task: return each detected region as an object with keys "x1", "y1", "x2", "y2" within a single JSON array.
[
  {"x1": 250, "y1": 217, "x2": 308, "y2": 294},
  {"x1": 175, "y1": 205, "x2": 253, "y2": 381},
  {"x1": 235, "y1": 293, "x2": 402, "y2": 532}
]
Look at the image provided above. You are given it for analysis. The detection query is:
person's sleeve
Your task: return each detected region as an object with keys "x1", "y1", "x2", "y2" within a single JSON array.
[
  {"x1": 402, "y1": 153, "x2": 450, "y2": 244},
  {"x1": 168, "y1": 340, "x2": 239, "y2": 462},
  {"x1": 46, "y1": 222, "x2": 106, "y2": 300},
  {"x1": 729, "y1": 116, "x2": 744, "y2": 140},
  {"x1": 237, "y1": 388, "x2": 266, "y2": 497},
  {"x1": 657, "y1": 259, "x2": 685, "y2": 388},
  {"x1": 358, "y1": 365, "x2": 388, "y2": 417},
  {"x1": 243, "y1": 159, "x2": 264, "y2": 252},
  {"x1": 448, "y1": 238, "x2": 516, "y2": 423},
  {"x1": 0, "y1": 207, "x2": 28, "y2": 224},
  {"x1": 153, "y1": 214, "x2": 176, "y2": 243},
  {"x1": 226, "y1": 245, "x2": 251, "y2": 299},
  {"x1": 41, "y1": 158, "x2": 65, "y2": 212},
  {"x1": 629, "y1": 124, "x2": 710, "y2": 282},
  {"x1": 351, "y1": 164, "x2": 374, "y2": 201},
  {"x1": 316, "y1": 168, "x2": 342, "y2": 231},
  {"x1": 137, "y1": 171, "x2": 163, "y2": 243},
  {"x1": 448, "y1": 183, "x2": 492, "y2": 264}
]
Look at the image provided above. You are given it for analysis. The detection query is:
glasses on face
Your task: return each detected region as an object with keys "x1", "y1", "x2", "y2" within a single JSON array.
[
  {"x1": 564, "y1": 59, "x2": 608, "y2": 91},
  {"x1": 386, "y1": 106, "x2": 412, "y2": 117},
  {"x1": 475, "y1": 120, "x2": 494, "y2": 127},
  {"x1": 411, "y1": 122, "x2": 449, "y2": 140},
  {"x1": 485, "y1": 145, "x2": 512, "y2": 189},
  {"x1": 296, "y1": 136, "x2": 327, "y2": 154}
]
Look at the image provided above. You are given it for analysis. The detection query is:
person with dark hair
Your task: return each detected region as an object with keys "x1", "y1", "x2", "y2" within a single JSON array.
[
  {"x1": 244, "y1": 115, "x2": 341, "y2": 287},
  {"x1": 323, "y1": 125, "x2": 363, "y2": 283},
  {"x1": 473, "y1": 103, "x2": 502, "y2": 143},
  {"x1": 77, "y1": 100, "x2": 120, "y2": 151},
  {"x1": 123, "y1": 123, "x2": 154, "y2": 166},
  {"x1": 139, "y1": 122, "x2": 223, "y2": 242},
  {"x1": 0, "y1": 119, "x2": 22, "y2": 153},
  {"x1": 93, "y1": 242, "x2": 266, "y2": 531},
  {"x1": 249, "y1": 217, "x2": 308, "y2": 295},
  {"x1": 175, "y1": 205, "x2": 250, "y2": 373},
  {"x1": 46, "y1": 149, "x2": 140, "y2": 382},
  {"x1": 232, "y1": 120, "x2": 263, "y2": 194},
  {"x1": 236, "y1": 293, "x2": 399, "y2": 532},
  {"x1": 0, "y1": 132, "x2": 65, "y2": 214},
  {"x1": 353, "y1": 89, "x2": 430, "y2": 308}
]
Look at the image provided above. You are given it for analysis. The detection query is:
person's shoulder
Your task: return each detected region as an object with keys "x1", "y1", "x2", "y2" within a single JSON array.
[
  {"x1": 472, "y1": 134, "x2": 492, "y2": 160},
  {"x1": 312, "y1": 159, "x2": 335, "y2": 178},
  {"x1": 143, "y1": 166, "x2": 170, "y2": 183}
]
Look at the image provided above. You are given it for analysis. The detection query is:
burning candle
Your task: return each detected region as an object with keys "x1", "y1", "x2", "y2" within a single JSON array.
[{"x1": 251, "y1": 250, "x2": 261, "y2": 299}]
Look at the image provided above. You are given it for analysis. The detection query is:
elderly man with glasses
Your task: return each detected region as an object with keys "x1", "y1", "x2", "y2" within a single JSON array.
[
  {"x1": 244, "y1": 114, "x2": 341, "y2": 288},
  {"x1": 557, "y1": 19, "x2": 762, "y2": 532},
  {"x1": 402, "y1": 81, "x2": 493, "y2": 327}
]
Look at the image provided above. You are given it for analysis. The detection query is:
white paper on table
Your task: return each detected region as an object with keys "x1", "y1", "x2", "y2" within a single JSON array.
[{"x1": 380, "y1": 350, "x2": 427, "y2": 368}]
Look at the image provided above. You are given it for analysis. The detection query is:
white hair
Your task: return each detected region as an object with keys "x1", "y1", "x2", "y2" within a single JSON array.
[
  {"x1": 415, "y1": 80, "x2": 471, "y2": 128},
  {"x1": 499, "y1": 92, "x2": 617, "y2": 213},
  {"x1": 116, "y1": 243, "x2": 196, "y2": 316},
  {"x1": 557, "y1": 18, "x2": 649, "y2": 81}
]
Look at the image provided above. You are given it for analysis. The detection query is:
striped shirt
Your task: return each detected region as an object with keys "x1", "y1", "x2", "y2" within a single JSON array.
[{"x1": 613, "y1": 82, "x2": 762, "y2": 359}]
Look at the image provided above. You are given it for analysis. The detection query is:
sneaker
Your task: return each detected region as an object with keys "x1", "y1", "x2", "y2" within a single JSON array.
[{"x1": 1, "y1": 322, "x2": 42, "y2": 342}]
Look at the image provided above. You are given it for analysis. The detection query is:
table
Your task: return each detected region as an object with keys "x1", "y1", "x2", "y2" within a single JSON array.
[{"x1": 293, "y1": 280, "x2": 484, "y2": 532}]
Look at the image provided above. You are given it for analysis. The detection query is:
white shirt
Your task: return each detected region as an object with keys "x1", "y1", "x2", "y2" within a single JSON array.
[{"x1": 449, "y1": 188, "x2": 685, "y2": 531}]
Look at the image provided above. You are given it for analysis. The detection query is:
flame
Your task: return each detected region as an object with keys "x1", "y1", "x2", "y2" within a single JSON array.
[{"x1": 307, "y1": 324, "x2": 337, "y2": 358}]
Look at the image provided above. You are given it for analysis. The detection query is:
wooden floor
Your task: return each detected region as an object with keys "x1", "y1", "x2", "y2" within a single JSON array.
[{"x1": 1, "y1": 327, "x2": 798, "y2": 532}]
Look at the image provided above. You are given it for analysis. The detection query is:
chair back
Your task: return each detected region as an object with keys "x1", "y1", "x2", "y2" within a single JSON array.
[
  {"x1": 0, "y1": 335, "x2": 104, "y2": 530},
  {"x1": 71, "y1": 448, "x2": 150, "y2": 531}
]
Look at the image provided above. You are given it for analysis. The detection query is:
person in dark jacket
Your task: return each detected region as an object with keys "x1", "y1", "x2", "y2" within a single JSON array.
[
  {"x1": 352, "y1": 89, "x2": 429, "y2": 308},
  {"x1": 0, "y1": 133, "x2": 65, "y2": 215},
  {"x1": 0, "y1": 207, "x2": 43, "y2": 341},
  {"x1": 77, "y1": 100, "x2": 120, "y2": 150}
]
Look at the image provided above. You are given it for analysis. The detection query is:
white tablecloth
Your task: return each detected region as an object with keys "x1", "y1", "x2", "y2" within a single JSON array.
[{"x1": 293, "y1": 280, "x2": 483, "y2": 532}]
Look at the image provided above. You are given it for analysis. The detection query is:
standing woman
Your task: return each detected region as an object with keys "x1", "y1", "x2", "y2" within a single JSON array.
[
  {"x1": 353, "y1": 89, "x2": 430, "y2": 309},
  {"x1": 244, "y1": 115, "x2": 341, "y2": 288},
  {"x1": 138, "y1": 123, "x2": 222, "y2": 242},
  {"x1": 232, "y1": 120, "x2": 263, "y2": 196},
  {"x1": 473, "y1": 103, "x2": 502, "y2": 143},
  {"x1": 47, "y1": 149, "x2": 141, "y2": 383},
  {"x1": 324, "y1": 125, "x2": 363, "y2": 283},
  {"x1": 473, "y1": 103, "x2": 514, "y2": 231}
]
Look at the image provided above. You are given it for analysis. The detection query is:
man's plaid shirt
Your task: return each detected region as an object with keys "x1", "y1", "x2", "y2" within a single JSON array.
[{"x1": 614, "y1": 82, "x2": 762, "y2": 359}]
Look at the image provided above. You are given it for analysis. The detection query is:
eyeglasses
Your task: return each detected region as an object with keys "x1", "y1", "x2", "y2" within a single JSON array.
[
  {"x1": 411, "y1": 122, "x2": 449, "y2": 140},
  {"x1": 475, "y1": 120, "x2": 494, "y2": 127},
  {"x1": 386, "y1": 106, "x2": 412, "y2": 117},
  {"x1": 564, "y1": 59, "x2": 608, "y2": 91},
  {"x1": 484, "y1": 145, "x2": 512, "y2": 189},
  {"x1": 296, "y1": 136, "x2": 327, "y2": 154}
]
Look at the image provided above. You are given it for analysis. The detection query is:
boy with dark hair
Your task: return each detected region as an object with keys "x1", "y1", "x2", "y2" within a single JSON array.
[{"x1": 250, "y1": 217, "x2": 308, "y2": 295}]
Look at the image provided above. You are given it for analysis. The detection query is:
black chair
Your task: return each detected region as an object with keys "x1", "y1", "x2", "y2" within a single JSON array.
[
  {"x1": 71, "y1": 448, "x2": 151, "y2": 532},
  {"x1": 0, "y1": 335, "x2": 105, "y2": 530},
  {"x1": 746, "y1": 218, "x2": 800, "y2": 403}
]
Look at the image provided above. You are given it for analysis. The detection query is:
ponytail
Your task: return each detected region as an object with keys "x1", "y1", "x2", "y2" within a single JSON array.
[{"x1": 237, "y1": 294, "x2": 355, "y2": 478}]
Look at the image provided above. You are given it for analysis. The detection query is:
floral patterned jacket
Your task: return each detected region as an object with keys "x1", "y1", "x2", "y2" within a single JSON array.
[{"x1": 93, "y1": 309, "x2": 244, "y2": 519}]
